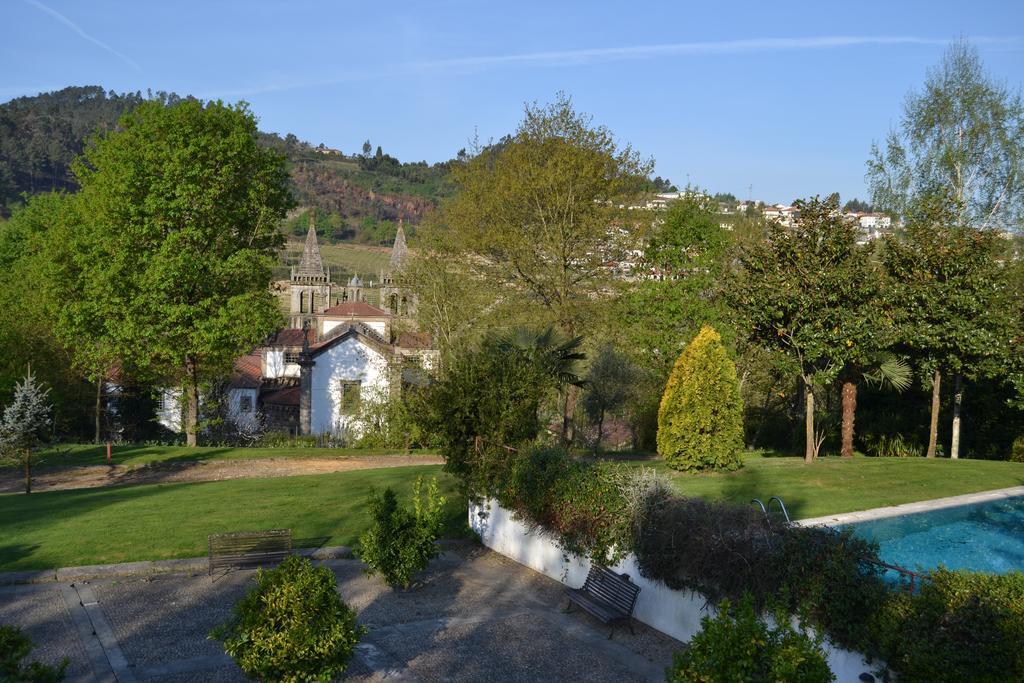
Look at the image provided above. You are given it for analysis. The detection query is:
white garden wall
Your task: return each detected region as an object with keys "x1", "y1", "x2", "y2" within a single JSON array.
[{"x1": 469, "y1": 498, "x2": 880, "y2": 683}]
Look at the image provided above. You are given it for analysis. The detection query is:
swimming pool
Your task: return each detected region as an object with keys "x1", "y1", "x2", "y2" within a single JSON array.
[{"x1": 844, "y1": 495, "x2": 1024, "y2": 575}]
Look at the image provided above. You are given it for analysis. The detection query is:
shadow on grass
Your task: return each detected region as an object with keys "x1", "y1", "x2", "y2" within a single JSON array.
[{"x1": 714, "y1": 458, "x2": 812, "y2": 523}]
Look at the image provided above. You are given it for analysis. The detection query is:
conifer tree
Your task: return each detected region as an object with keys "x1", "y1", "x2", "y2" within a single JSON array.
[
  {"x1": 0, "y1": 367, "x2": 52, "y2": 493},
  {"x1": 657, "y1": 326, "x2": 744, "y2": 471}
]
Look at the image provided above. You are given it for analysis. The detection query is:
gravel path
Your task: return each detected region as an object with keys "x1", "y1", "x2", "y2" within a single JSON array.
[
  {"x1": 0, "y1": 455, "x2": 445, "y2": 494},
  {"x1": 0, "y1": 545, "x2": 680, "y2": 682}
]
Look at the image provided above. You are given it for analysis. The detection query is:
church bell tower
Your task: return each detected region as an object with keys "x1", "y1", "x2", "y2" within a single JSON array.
[{"x1": 289, "y1": 214, "x2": 332, "y2": 329}]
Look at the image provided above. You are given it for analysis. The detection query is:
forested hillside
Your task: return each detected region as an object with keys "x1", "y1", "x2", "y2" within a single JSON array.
[{"x1": 0, "y1": 86, "x2": 455, "y2": 243}]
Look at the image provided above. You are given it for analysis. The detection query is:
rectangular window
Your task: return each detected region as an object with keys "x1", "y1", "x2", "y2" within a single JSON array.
[
  {"x1": 239, "y1": 395, "x2": 253, "y2": 413},
  {"x1": 284, "y1": 352, "x2": 300, "y2": 364},
  {"x1": 339, "y1": 380, "x2": 361, "y2": 415}
]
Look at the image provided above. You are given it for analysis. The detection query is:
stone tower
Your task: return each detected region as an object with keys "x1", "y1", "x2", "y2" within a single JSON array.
[
  {"x1": 380, "y1": 218, "x2": 413, "y2": 316},
  {"x1": 289, "y1": 216, "x2": 332, "y2": 329},
  {"x1": 343, "y1": 274, "x2": 365, "y2": 303}
]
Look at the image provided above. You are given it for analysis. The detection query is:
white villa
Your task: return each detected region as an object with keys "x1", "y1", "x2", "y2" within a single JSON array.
[{"x1": 158, "y1": 221, "x2": 435, "y2": 438}]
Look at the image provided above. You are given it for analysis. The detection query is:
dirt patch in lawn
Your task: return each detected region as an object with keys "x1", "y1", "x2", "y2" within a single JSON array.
[{"x1": 0, "y1": 454, "x2": 445, "y2": 493}]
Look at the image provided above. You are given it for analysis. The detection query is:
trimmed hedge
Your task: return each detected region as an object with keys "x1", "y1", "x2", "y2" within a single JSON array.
[{"x1": 657, "y1": 326, "x2": 744, "y2": 471}]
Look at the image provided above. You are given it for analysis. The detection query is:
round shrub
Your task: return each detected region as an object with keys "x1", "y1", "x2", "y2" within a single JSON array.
[
  {"x1": 657, "y1": 326, "x2": 744, "y2": 471},
  {"x1": 211, "y1": 556, "x2": 365, "y2": 682},
  {"x1": 666, "y1": 595, "x2": 834, "y2": 683}
]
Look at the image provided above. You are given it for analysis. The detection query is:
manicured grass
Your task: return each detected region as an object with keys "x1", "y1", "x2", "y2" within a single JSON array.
[
  {"x1": 22, "y1": 444, "x2": 437, "y2": 469},
  {"x1": 5, "y1": 449, "x2": 1022, "y2": 571},
  {"x1": 0, "y1": 465, "x2": 464, "y2": 571},
  {"x1": 643, "y1": 452, "x2": 1024, "y2": 520}
]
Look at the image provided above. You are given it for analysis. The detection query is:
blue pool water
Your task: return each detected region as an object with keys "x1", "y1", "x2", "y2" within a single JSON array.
[{"x1": 845, "y1": 496, "x2": 1024, "y2": 575}]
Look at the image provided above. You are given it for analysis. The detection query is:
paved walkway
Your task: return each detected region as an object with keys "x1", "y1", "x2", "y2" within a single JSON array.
[{"x1": 0, "y1": 545, "x2": 678, "y2": 682}]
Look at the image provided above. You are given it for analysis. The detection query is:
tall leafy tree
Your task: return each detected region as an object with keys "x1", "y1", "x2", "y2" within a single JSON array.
[
  {"x1": 68, "y1": 99, "x2": 293, "y2": 446},
  {"x1": 883, "y1": 194, "x2": 1010, "y2": 458},
  {"x1": 442, "y1": 94, "x2": 651, "y2": 334},
  {"x1": 867, "y1": 40, "x2": 1024, "y2": 231},
  {"x1": 0, "y1": 193, "x2": 91, "y2": 435},
  {"x1": 619, "y1": 191, "x2": 737, "y2": 373},
  {"x1": 440, "y1": 94, "x2": 651, "y2": 441},
  {"x1": 729, "y1": 195, "x2": 880, "y2": 462}
]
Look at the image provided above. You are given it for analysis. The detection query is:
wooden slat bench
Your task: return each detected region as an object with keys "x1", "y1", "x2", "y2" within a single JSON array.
[
  {"x1": 208, "y1": 529, "x2": 293, "y2": 575},
  {"x1": 565, "y1": 564, "x2": 641, "y2": 637}
]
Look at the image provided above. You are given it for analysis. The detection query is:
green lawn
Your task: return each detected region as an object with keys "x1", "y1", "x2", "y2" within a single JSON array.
[
  {"x1": 0, "y1": 465, "x2": 464, "y2": 571},
  {"x1": 23, "y1": 444, "x2": 437, "y2": 469},
  {"x1": 4, "y1": 451, "x2": 1023, "y2": 571},
  {"x1": 642, "y1": 452, "x2": 1024, "y2": 520}
]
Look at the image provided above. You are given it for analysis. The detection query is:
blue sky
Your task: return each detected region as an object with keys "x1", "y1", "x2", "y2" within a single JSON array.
[{"x1": 2, "y1": 0, "x2": 1022, "y2": 203}]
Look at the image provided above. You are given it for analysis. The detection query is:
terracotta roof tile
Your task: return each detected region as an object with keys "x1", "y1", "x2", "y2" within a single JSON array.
[
  {"x1": 395, "y1": 330, "x2": 433, "y2": 349},
  {"x1": 229, "y1": 352, "x2": 262, "y2": 389},
  {"x1": 261, "y1": 386, "x2": 300, "y2": 406},
  {"x1": 266, "y1": 328, "x2": 309, "y2": 347},
  {"x1": 322, "y1": 302, "x2": 390, "y2": 317}
]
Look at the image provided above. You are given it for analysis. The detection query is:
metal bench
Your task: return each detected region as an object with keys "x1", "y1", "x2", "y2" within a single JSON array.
[
  {"x1": 208, "y1": 529, "x2": 293, "y2": 575},
  {"x1": 565, "y1": 564, "x2": 641, "y2": 638}
]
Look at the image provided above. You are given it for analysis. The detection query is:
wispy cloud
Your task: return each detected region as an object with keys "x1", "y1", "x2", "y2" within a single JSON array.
[
  {"x1": 211, "y1": 34, "x2": 1023, "y2": 99},
  {"x1": 25, "y1": 0, "x2": 141, "y2": 72}
]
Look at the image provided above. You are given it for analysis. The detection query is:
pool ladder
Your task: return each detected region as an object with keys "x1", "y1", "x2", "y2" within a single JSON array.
[{"x1": 751, "y1": 496, "x2": 791, "y2": 528}]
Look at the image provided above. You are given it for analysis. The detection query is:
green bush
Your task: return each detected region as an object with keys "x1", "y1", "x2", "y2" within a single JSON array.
[
  {"x1": 657, "y1": 326, "x2": 744, "y2": 471},
  {"x1": 874, "y1": 569, "x2": 1024, "y2": 682},
  {"x1": 252, "y1": 431, "x2": 318, "y2": 449},
  {"x1": 210, "y1": 556, "x2": 364, "y2": 682},
  {"x1": 861, "y1": 432, "x2": 923, "y2": 458},
  {"x1": 416, "y1": 339, "x2": 552, "y2": 494},
  {"x1": 358, "y1": 477, "x2": 447, "y2": 588},
  {"x1": 499, "y1": 446, "x2": 653, "y2": 563},
  {"x1": 666, "y1": 596, "x2": 834, "y2": 683},
  {"x1": 0, "y1": 625, "x2": 67, "y2": 683},
  {"x1": 1011, "y1": 435, "x2": 1024, "y2": 462}
]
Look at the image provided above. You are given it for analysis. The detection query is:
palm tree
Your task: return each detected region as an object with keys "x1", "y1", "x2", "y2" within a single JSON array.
[
  {"x1": 493, "y1": 326, "x2": 586, "y2": 443},
  {"x1": 839, "y1": 355, "x2": 912, "y2": 458}
]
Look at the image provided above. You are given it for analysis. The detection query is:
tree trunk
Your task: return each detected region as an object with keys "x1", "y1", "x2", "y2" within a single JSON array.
[
  {"x1": 185, "y1": 357, "x2": 199, "y2": 447},
  {"x1": 94, "y1": 379, "x2": 103, "y2": 444},
  {"x1": 926, "y1": 369, "x2": 941, "y2": 458},
  {"x1": 595, "y1": 409, "x2": 605, "y2": 452},
  {"x1": 561, "y1": 386, "x2": 579, "y2": 447},
  {"x1": 804, "y1": 380, "x2": 815, "y2": 463},
  {"x1": 24, "y1": 453, "x2": 31, "y2": 494},
  {"x1": 950, "y1": 373, "x2": 963, "y2": 460},
  {"x1": 840, "y1": 380, "x2": 857, "y2": 458}
]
